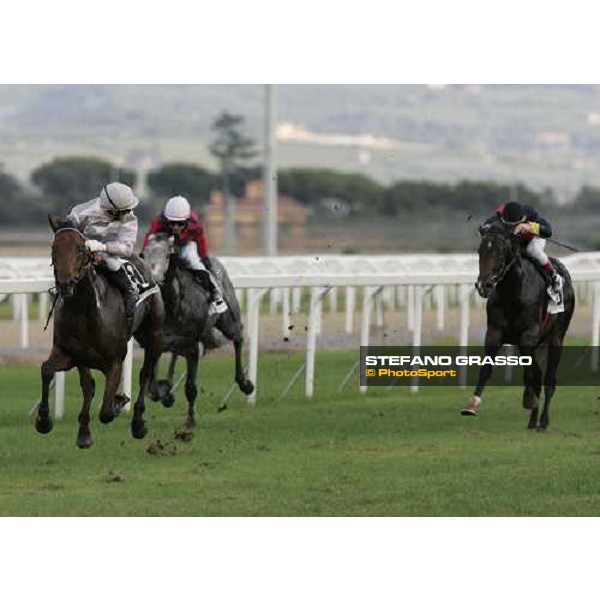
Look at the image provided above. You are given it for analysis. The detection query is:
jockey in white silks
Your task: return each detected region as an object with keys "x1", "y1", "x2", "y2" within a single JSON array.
[{"x1": 66, "y1": 181, "x2": 140, "y2": 334}]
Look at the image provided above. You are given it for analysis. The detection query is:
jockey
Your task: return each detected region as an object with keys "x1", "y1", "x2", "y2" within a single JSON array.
[
  {"x1": 142, "y1": 195, "x2": 227, "y2": 315},
  {"x1": 66, "y1": 181, "x2": 139, "y2": 334},
  {"x1": 483, "y1": 201, "x2": 562, "y2": 292}
]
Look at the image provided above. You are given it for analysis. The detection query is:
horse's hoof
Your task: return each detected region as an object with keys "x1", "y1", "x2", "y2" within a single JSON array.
[
  {"x1": 76, "y1": 433, "x2": 93, "y2": 449},
  {"x1": 161, "y1": 392, "x2": 176, "y2": 408},
  {"x1": 114, "y1": 394, "x2": 130, "y2": 416},
  {"x1": 99, "y1": 410, "x2": 114, "y2": 424},
  {"x1": 35, "y1": 416, "x2": 53, "y2": 434},
  {"x1": 185, "y1": 417, "x2": 197, "y2": 429},
  {"x1": 217, "y1": 403, "x2": 228, "y2": 413},
  {"x1": 153, "y1": 380, "x2": 171, "y2": 402},
  {"x1": 131, "y1": 421, "x2": 147, "y2": 440},
  {"x1": 239, "y1": 379, "x2": 254, "y2": 395},
  {"x1": 527, "y1": 422, "x2": 537, "y2": 430},
  {"x1": 522, "y1": 393, "x2": 539, "y2": 410},
  {"x1": 460, "y1": 395, "x2": 481, "y2": 416}
]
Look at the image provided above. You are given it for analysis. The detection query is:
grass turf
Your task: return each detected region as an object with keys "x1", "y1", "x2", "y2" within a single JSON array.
[{"x1": 1, "y1": 350, "x2": 600, "y2": 516}]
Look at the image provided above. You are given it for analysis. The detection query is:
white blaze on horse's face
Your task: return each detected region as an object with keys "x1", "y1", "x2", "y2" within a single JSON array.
[{"x1": 145, "y1": 237, "x2": 171, "y2": 284}]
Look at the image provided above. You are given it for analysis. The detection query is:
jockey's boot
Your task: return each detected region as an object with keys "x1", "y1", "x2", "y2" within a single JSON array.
[
  {"x1": 192, "y1": 270, "x2": 227, "y2": 315},
  {"x1": 106, "y1": 267, "x2": 138, "y2": 336}
]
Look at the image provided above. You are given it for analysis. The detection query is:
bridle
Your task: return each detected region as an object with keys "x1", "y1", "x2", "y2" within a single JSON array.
[
  {"x1": 51, "y1": 228, "x2": 92, "y2": 289},
  {"x1": 477, "y1": 231, "x2": 520, "y2": 294}
]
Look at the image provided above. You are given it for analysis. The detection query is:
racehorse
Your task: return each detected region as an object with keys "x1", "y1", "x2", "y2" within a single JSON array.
[
  {"x1": 37, "y1": 217, "x2": 164, "y2": 448},
  {"x1": 463, "y1": 221, "x2": 575, "y2": 430},
  {"x1": 144, "y1": 233, "x2": 254, "y2": 427}
]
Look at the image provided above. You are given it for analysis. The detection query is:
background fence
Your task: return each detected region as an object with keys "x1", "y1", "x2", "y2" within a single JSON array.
[{"x1": 3, "y1": 253, "x2": 600, "y2": 416}]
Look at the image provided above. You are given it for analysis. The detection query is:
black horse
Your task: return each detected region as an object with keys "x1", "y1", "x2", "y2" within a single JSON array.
[
  {"x1": 38, "y1": 218, "x2": 164, "y2": 448},
  {"x1": 461, "y1": 222, "x2": 575, "y2": 430},
  {"x1": 144, "y1": 233, "x2": 253, "y2": 427}
]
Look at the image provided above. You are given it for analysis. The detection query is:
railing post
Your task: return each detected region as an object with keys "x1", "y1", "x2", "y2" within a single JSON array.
[
  {"x1": 359, "y1": 286, "x2": 375, "y2": 393},
  {"x1": 305, "y1": 287, "x2": 324, "y2": 398},
  {"x1": 345, "y1": 286, "x2": 355, "y2": 333}
]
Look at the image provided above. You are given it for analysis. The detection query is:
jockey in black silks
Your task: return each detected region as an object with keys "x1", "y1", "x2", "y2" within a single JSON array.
[{"x1": 481, "y1": 201, "x2": 562, "y2": 294}]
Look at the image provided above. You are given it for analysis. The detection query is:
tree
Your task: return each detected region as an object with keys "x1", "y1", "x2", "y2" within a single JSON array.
[
  {"x1": 0, "y1": 167, "x2": 39, "y2": 223},
  {"x1": 209, "y1": 112, "x2": 258, "y2": 252},
  {"x1": 31, "y1": 156, "x2": 136, "y2": 215},
  {"x1": 147, "y1": 163, "x2": 218, "y2": 206},
  {"x1": 277, "y1": 168, "x2": 384, "y2": 215},
  {"x1": 572, "y1": 186, "x2": 600, "y2": 213}
]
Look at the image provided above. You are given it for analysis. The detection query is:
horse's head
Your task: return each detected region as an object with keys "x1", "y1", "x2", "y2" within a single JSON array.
[
  {"x1": 475, "y1": 223, "x2": 519, "y2": 298},
  {"x1": 144, "y1": 233, "x2": 173, "y2": 285},
  {"x1": 49, "y1": 216, "x2": 91, "y2": 297}
]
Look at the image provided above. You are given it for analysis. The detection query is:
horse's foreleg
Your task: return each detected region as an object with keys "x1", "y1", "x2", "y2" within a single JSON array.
[
  {"x1": 184, "y1": 349, "x2": 199, "y2": 428},
  {"x1": 99, "y1": 361, "x2": 122, "y2": 424},
  {"x1": 76, "y1": 366, "x2": 95, "y2": 449},
  {"x1": 462, "y1": 328, "x2": 501, "y2": 415},
  {"x1": 539, "y1": 344, "x2": 563, "y2": 431},
  {"x1": 37, "y1": 348, "x2": 73, "y2": 434}
]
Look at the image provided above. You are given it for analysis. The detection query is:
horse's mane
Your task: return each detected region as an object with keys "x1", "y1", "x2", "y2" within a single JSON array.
[{"x1": 479, "y1": 221, "x2": 510, "y2": 236}]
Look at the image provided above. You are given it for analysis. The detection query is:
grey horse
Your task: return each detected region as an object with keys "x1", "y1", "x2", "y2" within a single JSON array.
[{"x1": 144, "y1": 233, "x2": 253, "y2": 427}]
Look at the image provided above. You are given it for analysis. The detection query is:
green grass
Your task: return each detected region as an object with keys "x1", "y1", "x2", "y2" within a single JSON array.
[{"x1": 1, "y1": 350, "x2": 600, "y2": 516}]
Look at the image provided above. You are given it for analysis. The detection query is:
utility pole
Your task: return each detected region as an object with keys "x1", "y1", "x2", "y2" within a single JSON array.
[{"x1": 262, "y1": 84, "x2": 278, "y2": 256}]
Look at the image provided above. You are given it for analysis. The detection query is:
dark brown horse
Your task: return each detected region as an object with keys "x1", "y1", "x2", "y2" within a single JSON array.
[
  {"x1": 37, "y1": 218, "x2": 164, "y2": 448},
  {"x1": 462, "y1": 222, "x2": 575, "y2": 430}
]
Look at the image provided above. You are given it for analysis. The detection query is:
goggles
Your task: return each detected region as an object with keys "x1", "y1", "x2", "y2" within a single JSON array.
[{"x1": 106, "y1": 208, "x2": 132, "y2": 218}]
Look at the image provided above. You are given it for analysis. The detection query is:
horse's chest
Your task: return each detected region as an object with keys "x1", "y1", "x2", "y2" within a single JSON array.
[{"x1": 55, "y1": 306, "x2": 126, "y2": 366}]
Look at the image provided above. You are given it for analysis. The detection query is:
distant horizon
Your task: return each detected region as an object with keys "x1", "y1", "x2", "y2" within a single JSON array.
[{"x1": 1, "y1": 84, "x2": 600, "y2": 200}]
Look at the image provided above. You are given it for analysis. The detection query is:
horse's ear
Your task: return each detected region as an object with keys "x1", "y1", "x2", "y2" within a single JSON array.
[{"x1": 48, "y1": 215, "x2": 60, "y2": 232}]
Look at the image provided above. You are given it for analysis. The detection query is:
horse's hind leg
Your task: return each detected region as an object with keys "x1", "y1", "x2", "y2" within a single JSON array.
[
  {"x1": 519, "y1": 336, "x2": 540, "y2": 412},
  {"x1": 99, "y1": 361, "x2": 122, "y2": 424},
  {"x1": 527, "y1": 355, "x2": 543, "y2": 429},
  {"x1": 539, "y1": 344, "x2": 563, "y2": 431},
  {"x1": 233, "y1": 337, "x2": 254, "y2": 395},
  {"x1": 76, "y1": 366, "x2": 95, "y2": 449},
  {"x1": 37, "y1": 347, "x2": 73, "y2": 434},
  {"x1": 217, "y1": 314, "x2": 254, "y2": 395},
  {"x1": 132, "y1": 333, "x2": 164, "y2": 439},
  {"x1": 184, "y1": 349, "x2": 199, "y2": 428}
]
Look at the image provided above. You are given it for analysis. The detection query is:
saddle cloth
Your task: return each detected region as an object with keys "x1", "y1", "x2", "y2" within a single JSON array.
[
  {"x1": 547, "y1": 277, "x2": 565, "y2": 315},
  {"x1": 121, "y1": 260, "x2": 160, "y2": 305}
]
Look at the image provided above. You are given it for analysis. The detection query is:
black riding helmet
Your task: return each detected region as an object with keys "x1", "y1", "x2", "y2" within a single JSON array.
[{"x1": 501, "y1": 201, "x2": 526, "y2": 225}]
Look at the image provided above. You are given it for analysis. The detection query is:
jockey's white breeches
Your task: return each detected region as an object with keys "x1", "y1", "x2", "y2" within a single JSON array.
[
  {"x1": 179, "y1": 242, "x2": 205, "y2": 271},
  {"x1": 97, "y1": 253, "x2": 125, "y2": 272},
  {"x1": 525, "y1": 237, "x2": 550, "y2": 266}
]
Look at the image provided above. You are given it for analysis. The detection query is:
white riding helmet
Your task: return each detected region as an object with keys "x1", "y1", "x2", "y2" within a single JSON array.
[
  {"x1": 99, "y1": 182, "x2": 139, "y2": 212},
  {"x1": 164, "y1": 195, "x2": 191, "y2": 221}
]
